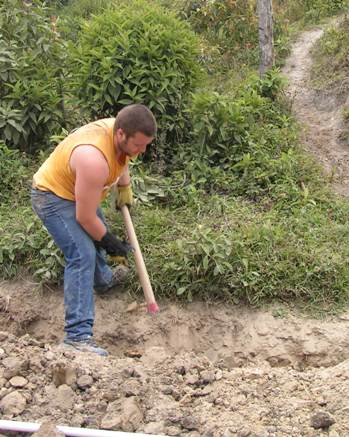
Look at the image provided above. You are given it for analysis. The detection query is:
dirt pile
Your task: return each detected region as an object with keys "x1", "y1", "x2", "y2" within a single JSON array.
[{"x1": 1, "y1": 281, "x2": 349, "y2": 436}]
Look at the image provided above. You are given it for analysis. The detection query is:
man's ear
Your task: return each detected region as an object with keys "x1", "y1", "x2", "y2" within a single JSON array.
[{"x1": 114, "y1": 128, "x2": 124, "y2": 144}]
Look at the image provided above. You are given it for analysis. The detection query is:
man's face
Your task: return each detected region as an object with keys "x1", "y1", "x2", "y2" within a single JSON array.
[{"x1": 116, "y1": 129, "x2": 153, "y2": 157}]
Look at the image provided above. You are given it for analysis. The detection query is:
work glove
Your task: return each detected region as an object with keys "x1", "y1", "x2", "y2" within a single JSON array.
[
  {"x1": 95, "y1": 232, "x2": 134, "y2": 261},
  {"x1": 116, "y1": 184, "x2": 133, "y2": 209}
]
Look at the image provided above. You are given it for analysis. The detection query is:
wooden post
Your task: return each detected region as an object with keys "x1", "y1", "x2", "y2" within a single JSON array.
[{"x1": 257, "y1": 0, "x2": 274, "y2": 76}]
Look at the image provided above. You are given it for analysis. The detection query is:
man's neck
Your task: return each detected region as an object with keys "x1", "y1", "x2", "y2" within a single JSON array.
[{"x1": 115, "y1": 142, "x2": 127, "y2": 166}]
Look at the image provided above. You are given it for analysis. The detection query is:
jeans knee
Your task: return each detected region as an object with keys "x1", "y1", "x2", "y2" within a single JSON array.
[
  {"x1": 66, "y1": 238, "x2": 96, "y2": 270},
  {"x1": 81, "y1": 240, "x2": 97, "y2": 268}
]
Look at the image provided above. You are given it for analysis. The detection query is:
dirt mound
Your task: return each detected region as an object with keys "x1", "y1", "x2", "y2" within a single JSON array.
[{"x1": 1, "y1": 280, "x2": 349, "y2": 436}]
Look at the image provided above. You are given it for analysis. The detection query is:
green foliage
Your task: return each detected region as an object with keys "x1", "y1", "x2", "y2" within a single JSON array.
[
  {"x1": 69, "y1": 0, "x2": 202, "y2": 149},
  {"x1": 119, "y1": 196, "x2": 349, "y2": 310},
  {"x1": 274, "y1": 0, "x2": 348, "y2": 23},
  {"x1": 0, "y1": 0, "x2": 68, "y2": 152},
  {"x1": 0, "y1": 205, "x2": 64, "y2": 282},
  {"x1": 0, "y1": 142, "x2": 33, "y2": 204},
  {"x1": 159, "y1": 0, "x2": 259, "y2": 69}
]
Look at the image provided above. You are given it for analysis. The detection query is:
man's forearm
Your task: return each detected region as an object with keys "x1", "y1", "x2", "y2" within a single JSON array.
[{"x1": 77, "y1": 215, "x2": 107, "y2": 241}]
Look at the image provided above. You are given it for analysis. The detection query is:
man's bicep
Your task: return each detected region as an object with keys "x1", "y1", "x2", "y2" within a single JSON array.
[{"x1": 74, "y1": 159, "x2": 108, "y2": 219}]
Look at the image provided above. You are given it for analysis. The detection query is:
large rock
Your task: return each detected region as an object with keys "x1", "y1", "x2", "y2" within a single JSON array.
[
  {"x1": 48, "y1": 384, "x2": 76, "y2": 411},
  {"x1": 9, "y1": 376, "x2": 28, "y2": 388},
  {"x1": 0, "y1": 390, "x2": 26, "y2": 416},
  {"x1": 310, "y1": 411, "x2": 336, "y2": 429},
  {"x1": 2, "y1": 357, "x2": 28, "y2": 379},
  {"x1": 32, "y1": 422, "x2": 64, "y2": 436},
  {"x1": 101, "y1": 397, "x2": 143, "y2": 432}
]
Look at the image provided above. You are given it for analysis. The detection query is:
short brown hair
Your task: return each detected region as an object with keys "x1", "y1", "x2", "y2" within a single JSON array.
[{"x1": 114, "y1": 104, "x2": 157, "y2": 138}]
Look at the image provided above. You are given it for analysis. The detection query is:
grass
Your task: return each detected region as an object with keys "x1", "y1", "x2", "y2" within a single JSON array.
[
  {"x1": 310, "y1": 15, "x2": 349, "y2": 95},
  {"x1": 1, "y1": 0, "x2": 349, "y2": 316}
]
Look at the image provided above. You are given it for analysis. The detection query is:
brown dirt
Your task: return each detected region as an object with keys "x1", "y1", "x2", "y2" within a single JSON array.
[
  {"x1": 1, "y1": 279, "x2": 349, "y2": 436},
  {"x1": 2, "y1": 22, "x2": 349, "y2": 437}
]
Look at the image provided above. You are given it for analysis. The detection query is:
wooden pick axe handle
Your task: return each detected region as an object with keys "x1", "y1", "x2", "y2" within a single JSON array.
[{"x1": 120, "y1": 205, "x2": 159, "y2": 314}]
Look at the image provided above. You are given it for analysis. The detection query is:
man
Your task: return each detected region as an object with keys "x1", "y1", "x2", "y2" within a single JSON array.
[{"x1": 31, "y1": 104, "x2": 157, "y2": 356}]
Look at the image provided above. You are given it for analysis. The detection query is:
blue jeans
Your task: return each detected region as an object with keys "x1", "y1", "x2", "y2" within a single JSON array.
[{"x1": 31, "y1": 188, "x2": 113, "y2": 341}]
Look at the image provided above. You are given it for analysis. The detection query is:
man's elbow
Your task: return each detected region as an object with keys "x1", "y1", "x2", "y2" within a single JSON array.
[{"x1": 76, "y1": 213, "x2": 93, "y2": 228}]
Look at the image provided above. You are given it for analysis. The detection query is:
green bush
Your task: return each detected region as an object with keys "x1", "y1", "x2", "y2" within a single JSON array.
[
  {"x1": 0, "y1": 0, "x2": 68, "y2": 153},
  {"x1": 0, "y1": 204, "x2": 64, "y2": 282},
  {"x1": 274, "y1": 0, "x2": 348, "y2": 23},
  {"x1": 169, "y1": 0, "x2": 260, "y2": 68},
  {"x1": 69, "y1": 0, "x2": 202, "y2": 151},
  {"x1": 0, "y1": 142, "x2": 33, "y2": 204}
]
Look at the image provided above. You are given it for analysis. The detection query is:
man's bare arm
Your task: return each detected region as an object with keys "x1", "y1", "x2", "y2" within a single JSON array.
[
  {"x1": 70, "y1": 145, "x2": 109, "y2": 241},
  {"x1": 117, "y1": 165, "x2": 131, "y2": 186}
]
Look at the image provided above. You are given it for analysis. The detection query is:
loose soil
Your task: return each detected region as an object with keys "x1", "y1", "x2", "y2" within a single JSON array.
[{"x1": 2, "y1": 22, "x2": 349, "y2": 437}]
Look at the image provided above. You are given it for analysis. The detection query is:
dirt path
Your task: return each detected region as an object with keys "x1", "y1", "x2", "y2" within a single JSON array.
[{"x1": 283, "y1": 22, "x2": 349, "y2": 197}]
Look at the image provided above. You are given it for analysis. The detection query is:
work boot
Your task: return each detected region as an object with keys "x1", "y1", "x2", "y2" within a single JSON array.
[
  {"x1": 94, "y1": 265, "x2": 129, "y2": 294},
  {"x1": 63, "y1": 337, "x2": 108, "y2": 357}
]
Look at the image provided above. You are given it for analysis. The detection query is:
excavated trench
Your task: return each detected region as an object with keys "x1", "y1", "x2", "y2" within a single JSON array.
[
  {"x1": 1, "y1": 280, "x2": 349, "y2": 371},
  {"x1": 1, "y1": 280, "x2": 349, "y2": 436}
]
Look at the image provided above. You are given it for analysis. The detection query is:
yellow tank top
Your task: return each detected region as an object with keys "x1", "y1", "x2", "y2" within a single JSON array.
[{"x1": 33, "y1": 118, "x2": 130, "y2": 201}]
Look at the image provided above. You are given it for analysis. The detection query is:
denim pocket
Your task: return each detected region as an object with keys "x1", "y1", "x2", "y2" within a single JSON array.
[{"x1": 31, "y1": 189, "x2": 52, "y2": 220}]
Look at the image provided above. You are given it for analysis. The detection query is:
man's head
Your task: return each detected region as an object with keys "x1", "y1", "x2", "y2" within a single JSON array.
[{"x1": 113, "y1": 104, "x2": 157, "y2": 157}]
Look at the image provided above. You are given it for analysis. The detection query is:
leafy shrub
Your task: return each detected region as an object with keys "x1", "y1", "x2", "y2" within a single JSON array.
[
  {"x1": 168, "y1": 0, "x2": 259, "y2": 68},
  {"x1": 69, "y1": 0, "x2": 202, "y2": 151},
  {"x1": 0, "y1": 142, "x2": 33, "y2": 204},
  {"x1": 187, "y1": 72, "x2": 290, "y2": 165},
  {"x1": 0, "y1": 0, "x2": 68, "y2": 152},
  {"x1": 0, "y1": 205, "x2": 64, "y2": 282},
  {"x1": 274, "y1": 0, "x2": 348, "y2": 23}
]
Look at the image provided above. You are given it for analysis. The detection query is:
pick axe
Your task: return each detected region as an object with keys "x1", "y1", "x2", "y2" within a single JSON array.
[{"x1": 120, "y1": 205, "x2": 159, "y2": 314}]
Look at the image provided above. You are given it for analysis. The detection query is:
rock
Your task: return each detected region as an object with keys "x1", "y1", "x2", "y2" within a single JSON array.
[
  {"x1": 49, "y1": 384, "x2": 76, "y2": 411},
  {"x1": 186, "y1": 374, "x2": 199, "y2": 385},
  {"x1": 202, "y1": 431, "x2": 214, "y2": 437},
  {"x1": 0, "y1": 348, "x2": 6, "y2": 358},
  {"x1": 215, "y1": 369, "x2": 223, "y2": 381},
  {"x1": 9, "y1": 376, "x2": 28, "y2": 388},
  {"x1": 200, "y1": 370, "x2": 215, "y2": 384},
  {"x1": 0, "y1": 390, "x2": 26, "y2": 416},
  {"x1": 143, "y1": 421, "x2": 167, "y2": 434},
  {"x1": 121, "y1": 379, "x2": 142, "y2": 397},
  {"x1": 52, "y1": 364, "x2": 77, "y2": 387},
  {"x1": 32, "y1": 422, "x2": 64, "y2": 436},
  {"x1": 244, "y1": 368, "x2": 265, "y2": 380},
  {"x1": 0, "y1": 332, "x2": 9, "y2": 341},
  {"x1": 101, "y1": 397, "x2": 143, "y2": 432},
  {"x1": 2, "y1": 356, "x2": 28, "y2": 379},
  {"x1": 310, "y1": 411, "x2": 335, "y2": 429},
  {"x1": 166, "y1": 426, "x2": 181, "y2": 436},
  {"x1": 45, "y1": 351, "x2": 55, "y2": 360},
  {"x1": 81, "y1": 416, "x2": 99, "y2": 428},
  {"x1": 180, "y1": 415, "x2": 199, "y2": 431},
  {"x1": 77, "y1": 374, "x2": 93, "y2": 390},
  {"x1": 238, "y1": 427, "x2": 252, "y2": 437},
  {"x1": 126, "y1": 301, "x2": 139, "y2": 312}
]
